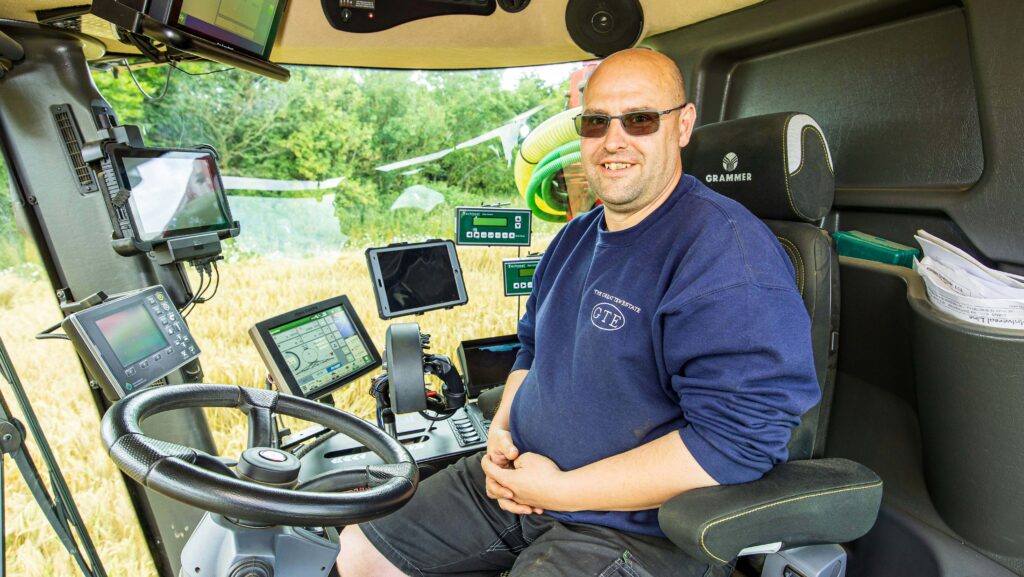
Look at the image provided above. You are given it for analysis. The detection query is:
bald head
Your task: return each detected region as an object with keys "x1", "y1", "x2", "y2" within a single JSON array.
[
  {"x1": 584, "y1": 48, "x2": 686, "y2": 108},
  {"x1": 577, "y1": 48, "x2": 696, "y2": 230}
]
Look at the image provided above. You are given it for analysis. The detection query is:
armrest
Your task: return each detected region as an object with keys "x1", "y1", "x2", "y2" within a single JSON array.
[
  {"x1": 658, "y1": 459, "x2": 883, "y2": 566},
  {"x1": 476, "y1": 385, "x2": 504, "y2": 421}
]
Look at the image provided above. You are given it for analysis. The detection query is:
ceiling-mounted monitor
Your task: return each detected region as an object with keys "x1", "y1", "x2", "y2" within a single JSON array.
[
  {"x1": 163, "y1": 0, "x2": 287, "y2": 60},
  {"x1": 91, "y1": 0, "x2": 291, "y2": 81}
]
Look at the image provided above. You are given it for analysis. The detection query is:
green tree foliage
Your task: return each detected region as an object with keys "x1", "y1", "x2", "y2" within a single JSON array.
[
  {"x1": 0, "y1": 156, "x2": 29, "y2": 269},
  {"x1": 89, "y1": 63, "x2": 567, "y2": 246}
]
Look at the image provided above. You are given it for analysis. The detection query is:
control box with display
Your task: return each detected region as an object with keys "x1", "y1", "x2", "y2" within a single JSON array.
[
  {"x1": 502, "y1": 257, "x2": 541, "y2": 296},
  {"x1": 62, "y1": 286, "x2": 200, "y2": 399},
  {"x1": 455, "y1": 207, "x2": 532, "y2": 247}
]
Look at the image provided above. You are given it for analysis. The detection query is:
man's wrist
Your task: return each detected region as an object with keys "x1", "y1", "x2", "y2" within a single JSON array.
[{"x1": 553, "y1": 468, "x2": 583, "y2": 512}]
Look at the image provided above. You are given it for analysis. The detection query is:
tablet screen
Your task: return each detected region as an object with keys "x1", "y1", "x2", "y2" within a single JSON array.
[{"x1": 367, "y1": 241, "x2": 467, "y2": 319}]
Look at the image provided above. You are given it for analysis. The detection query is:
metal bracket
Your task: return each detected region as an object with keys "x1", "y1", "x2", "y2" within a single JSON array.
[{"x1": 0, "y1": 418, "x2": 23, "y2": 453}]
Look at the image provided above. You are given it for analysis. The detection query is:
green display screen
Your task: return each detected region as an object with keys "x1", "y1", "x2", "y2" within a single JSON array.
[
  {"x1": 518, "y1": 267, "x2": 536, "y2": 278},
  {"x1": 268, "y1": 305, "x2": 375, "y2": 397},
  {"x1": 177, "y1": 0, "x2": 283, "y2": 58},
  {"x1": 473, "y1": 216, "x2": 508, "y2": 227},
  {"x1": 95, "y1": 304, "x2": 169, "y2": 367}
]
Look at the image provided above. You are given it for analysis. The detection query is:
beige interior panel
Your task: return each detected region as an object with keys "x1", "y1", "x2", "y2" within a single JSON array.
[
  {"x1": 271, "y1": 0, "x2": 761, "y2": 69},
  {"x1": 0, "y1": 0, "x2": 761, "y2": 69},
  {"x1": 0, "y1": 0, "x2": 68, "y2": 22}
]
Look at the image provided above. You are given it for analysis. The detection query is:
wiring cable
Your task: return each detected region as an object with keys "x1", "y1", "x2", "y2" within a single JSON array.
[
  {"x1": 171, "y1": 62, "x2": 233, "y2": 76},
  {"x1": 180, "y1": 266, "x2": 206, "y2": 319},
  {"x1": 123, "y1": 57, "x2": 173, "y2": 101},
  {"x1": 34, "y1": 320, "x2": 69, "y2": 341}
]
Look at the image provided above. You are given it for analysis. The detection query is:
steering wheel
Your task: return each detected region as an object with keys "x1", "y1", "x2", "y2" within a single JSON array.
[{"x1": 101, "y1": 384, "x2": 418, "y2": 526}]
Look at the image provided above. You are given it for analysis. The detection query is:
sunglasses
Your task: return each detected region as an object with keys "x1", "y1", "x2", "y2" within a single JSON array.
[{"x1": 574, "y1": 104, "x2": 687, "y2": 138}]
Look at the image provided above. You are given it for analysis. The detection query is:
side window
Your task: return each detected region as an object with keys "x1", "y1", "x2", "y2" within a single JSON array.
[{"x1": 0, "y1": 153, "x2": 23, "y2": 271}]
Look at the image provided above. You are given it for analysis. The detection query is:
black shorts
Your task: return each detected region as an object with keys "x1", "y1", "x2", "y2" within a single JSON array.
[{"x1": 358, "y1": 453, "x2": 725, "y2": 577}]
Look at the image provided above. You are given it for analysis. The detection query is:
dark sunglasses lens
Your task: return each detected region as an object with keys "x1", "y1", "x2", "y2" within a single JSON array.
[
  {"x1": 622, "y1": 112, "x2": 660, "y2": 135},
  {"x1": 577, "y1": 115, "x2": 610, "y2": 138}
]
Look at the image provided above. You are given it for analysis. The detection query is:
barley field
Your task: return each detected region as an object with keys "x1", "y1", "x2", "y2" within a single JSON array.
[{"x1": 0, "y1": 241, "x2": 545, "y2": 576}]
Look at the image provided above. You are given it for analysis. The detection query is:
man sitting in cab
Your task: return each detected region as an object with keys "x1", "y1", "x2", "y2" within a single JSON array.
[{"x1": 337, "y1": 48, "x2": 820, "y2": 577}]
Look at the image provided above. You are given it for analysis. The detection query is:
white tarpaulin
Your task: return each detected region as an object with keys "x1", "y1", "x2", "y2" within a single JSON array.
[
  {"x1": 914, "y1": 230, "x2": 1024, "y2": 330},
  {"x1": 375, "y1": 105, "x2": 544, "y2": 172},
  {"x1": 221, "y1": 175, "x2": 346, "y2": 192},
  {"x1": 390, "y1": 185, "x2": 445, "y2": 212},
  {"x1": 227, "y1": 194, "x2": 347, "y2": 257}
]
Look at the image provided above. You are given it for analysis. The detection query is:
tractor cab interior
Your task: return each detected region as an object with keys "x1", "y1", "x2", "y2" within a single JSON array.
[{"x1": 0, "y1": 1, "x2": 1022, "y2": 577}]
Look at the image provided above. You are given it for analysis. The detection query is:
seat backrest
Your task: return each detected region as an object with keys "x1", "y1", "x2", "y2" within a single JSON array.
[{"x1": 682, "y1": 112, "x2": 838, "y2": 460}]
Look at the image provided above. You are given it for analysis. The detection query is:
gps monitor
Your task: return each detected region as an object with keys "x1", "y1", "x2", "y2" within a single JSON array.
[
  {"x1": 103, "y1": 145, "x2": 239, "y2": 254},
  {"x1": 91, "y1": 0, "x2": 291, "y2": 81},
  {"x1": 366, "y1": 240, "x2": 468, "y2": 319},
  {"x1": 168, "y1": 0, "x2": 287, "y2": 60},
  {"x1": 249, "y1": 296, "x2": 381, "y2": 400},
  {"x1": 62, "y1": 285, "x2": 201, "y2": 400}
]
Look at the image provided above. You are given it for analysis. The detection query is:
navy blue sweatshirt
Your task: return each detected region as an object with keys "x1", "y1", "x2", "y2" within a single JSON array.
[{"x1": 509, "y1": 173, "x2": 819, "y2": 537}]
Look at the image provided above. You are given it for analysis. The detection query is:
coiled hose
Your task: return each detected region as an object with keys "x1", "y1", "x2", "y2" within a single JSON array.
[{"x1": 514, "y1": 106, "x2": 581, "y2": 221}]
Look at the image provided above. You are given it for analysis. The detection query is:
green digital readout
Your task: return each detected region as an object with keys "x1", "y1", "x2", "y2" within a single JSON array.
[
  {"x1": 503, "y1": 257, "x2": 541, "y2": 297},
  {"x1": 456, "y1": 207, "x2": 532, "y2": 246},
  {"x1": 473, "y1": 216, "x2": 508, "y2": 227}
]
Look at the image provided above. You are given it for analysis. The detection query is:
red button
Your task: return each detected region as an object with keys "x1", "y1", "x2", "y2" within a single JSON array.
[{"x1": 259, "y1": 450, "x2": 288, "y2": 463}]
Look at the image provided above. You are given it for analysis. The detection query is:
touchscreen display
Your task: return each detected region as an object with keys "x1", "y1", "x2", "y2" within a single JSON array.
[
  {"x1": 376, "y1": 244, "x2": 462, "y2": 316},
  {"x1": 175, "y1": 0, "x2": 284, "y2": 59},
  {"x1": 95, "y1": 304, "x2": 169, "y2": 367},
  {"x1": 122, "y1": 151, "x2": 231, "y2": 243},
  {"x1": 462, "y1": 340, "x2": 521, "y2": 397},
  {"x1": 267, "y1": 304, "x2": 376, "y2": 398}
]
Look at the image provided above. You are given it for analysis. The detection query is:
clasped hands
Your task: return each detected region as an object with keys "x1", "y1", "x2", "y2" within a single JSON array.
[{"x1": 481, "y1": 427, "x2": 570, "y2": 515}]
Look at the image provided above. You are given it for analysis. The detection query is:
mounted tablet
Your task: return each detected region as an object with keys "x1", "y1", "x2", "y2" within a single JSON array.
[
  {"x1": 249, "y1": 296, "x2": 381, "y2": 400},
  {"x1": 366, "y1": 240, "x2": 468, "y2": 319},
  {"x1": 91, "y1": 0, "x2": 290, "y2": 82},
  {"x1": 158, "y1": 0, "x2": 287, "y2": 61},
  {"x1": 101, "y1": 144, "x2": 240, "y2": 263}
]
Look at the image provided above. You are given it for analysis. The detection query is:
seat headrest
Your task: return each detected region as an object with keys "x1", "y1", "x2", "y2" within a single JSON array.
[{"x1": 682, "y1": 112, "x2": 835, "y2": 223}]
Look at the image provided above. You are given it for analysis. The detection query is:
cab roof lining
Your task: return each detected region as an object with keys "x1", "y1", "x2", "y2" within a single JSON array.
[{"x1": 0, "y1": 0, "x2": 761, "y2": 69}]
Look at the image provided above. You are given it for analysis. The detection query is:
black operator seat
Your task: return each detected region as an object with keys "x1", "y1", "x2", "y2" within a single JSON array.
[{"x1": 659, "y1": 112, "x2": 882, "y2": 571}]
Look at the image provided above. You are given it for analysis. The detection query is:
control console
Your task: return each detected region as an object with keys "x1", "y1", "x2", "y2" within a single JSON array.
[{"x1": 298, "y1": 404, "x2": 491, "y2": 481}]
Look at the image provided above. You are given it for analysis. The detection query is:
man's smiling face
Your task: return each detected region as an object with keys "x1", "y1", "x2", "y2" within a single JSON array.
[{"x1": 580, "y1": 50, "x2": 695, "y2": 219}]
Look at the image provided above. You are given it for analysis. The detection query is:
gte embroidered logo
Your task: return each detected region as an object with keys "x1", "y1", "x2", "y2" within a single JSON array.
[
  {"x1": 591, "y1": 303, "x2": 625, "y2": 331},
  {"x1": 723, "y1": 152, "x2": 739, "y2": 171}
]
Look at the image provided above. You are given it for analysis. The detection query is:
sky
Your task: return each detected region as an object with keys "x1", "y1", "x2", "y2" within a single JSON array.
[{"x1": 500, "y1": 61, "x2": 582, "y2": 90}]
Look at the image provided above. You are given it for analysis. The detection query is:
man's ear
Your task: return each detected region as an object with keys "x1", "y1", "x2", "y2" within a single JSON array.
[{"x1": 677, "y1": 103, "x2": 697, "y2": 148}]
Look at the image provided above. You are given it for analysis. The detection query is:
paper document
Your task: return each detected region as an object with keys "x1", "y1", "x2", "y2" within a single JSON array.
[{"x1": 913, "y1": 230, "x2": 1024, "y2": 330}]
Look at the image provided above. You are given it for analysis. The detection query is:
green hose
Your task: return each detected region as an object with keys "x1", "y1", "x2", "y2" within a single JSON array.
[
  {"x1": 525, "y1": 151, "x2": 582, "y2": 219},
  {"x1": 534, "y1": 141, "x2": 582, "y2": 210}
]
